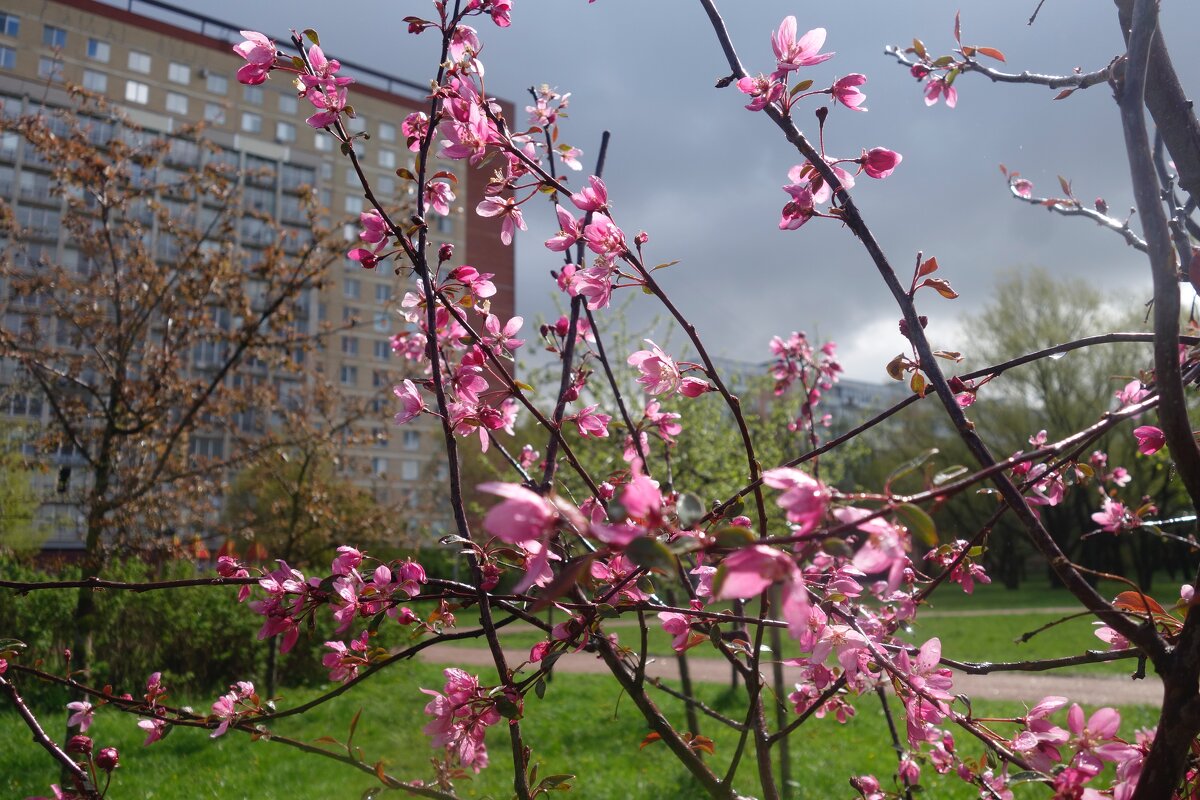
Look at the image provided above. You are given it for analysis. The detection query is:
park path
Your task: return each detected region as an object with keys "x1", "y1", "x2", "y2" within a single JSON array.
[{"x1": 416, "y1": 643, "x2": 1162, "y2": 707}]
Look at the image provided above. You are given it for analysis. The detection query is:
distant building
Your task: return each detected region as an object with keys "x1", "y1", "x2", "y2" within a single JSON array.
[{"x1": 0, "y1": 0, "x2": 515, "y2": 549}]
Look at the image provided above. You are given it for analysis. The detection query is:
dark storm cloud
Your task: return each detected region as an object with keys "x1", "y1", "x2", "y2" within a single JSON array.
[{"x1": 199, "y1": 0, "x2": 1200, "y2": 379}]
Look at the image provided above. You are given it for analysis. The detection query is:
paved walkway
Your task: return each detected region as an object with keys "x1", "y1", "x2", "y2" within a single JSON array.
[{"x1": 418, "y1": 644, "x2": 1163, "y2": 707}]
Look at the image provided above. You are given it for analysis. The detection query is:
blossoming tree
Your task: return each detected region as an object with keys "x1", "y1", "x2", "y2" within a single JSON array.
[{"x1": 4, "y1": 1, "x2": 1200, "y2": 798}]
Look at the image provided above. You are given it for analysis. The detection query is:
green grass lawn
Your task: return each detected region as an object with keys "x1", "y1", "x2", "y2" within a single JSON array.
[
  {"x1": 1, "y1": 660, "x2": 1159, "y2": 800},
  {"x1": 447, "y1": 604, "x2": 1139, "y2": 677}
]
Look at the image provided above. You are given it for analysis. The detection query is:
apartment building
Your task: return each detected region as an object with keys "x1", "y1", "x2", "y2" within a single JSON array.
[{"x1": 0, "y1": 0, "x2": 515, "y2": 549}]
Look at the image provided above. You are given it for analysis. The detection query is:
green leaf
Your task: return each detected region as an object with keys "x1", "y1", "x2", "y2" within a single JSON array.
[
  {"x1": 788, "y1": 79, "x2": 814, "y2": 97},
  {"x1": 534, "y1": 678, "x2": 547, "y2": 699},
  {"x1": 932, "y1": 465, "x2": 969, "y2": 485},
  {"x1": 886, "y1": 448, "x2": 939, "y2": 489},
  {"x1": 495, "y1": 696, "x2": 522, "y2": 719},
  {"x1": 302, "y1": 28, "x2": 320, "y2": 46},
  {"x1": 895, "y1": 503, "x2": 938, "y2": 548},
  {"x1": 714, "y1": 526, "x2": 756, "y2": 548},
  {"x1": 675, "y1": 492, "x2": 705, "y2": 528}
]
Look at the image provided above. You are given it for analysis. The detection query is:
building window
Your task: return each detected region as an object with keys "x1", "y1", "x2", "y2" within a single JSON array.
[
  {"x1": 0, "y1": 13, "x2": 17, "y2": 38},
  {"x1": 127, "y1": 51, "x2": 151, "y2": 74},
  {"x1": 206, "y1": 72, "x2": 227, "y2": 94},
  {"x1": 0, "y1": 46, "x2": 14, "y2": 70},
  {"x1": 86, "y1": 38, "x2": 109, "y2": 62},
  {"x1": 343, "y1": 277, "x2": 360, "y2": 299},
  {"x1": 81, "y1": 69, "x2": 106, "y2": 92},
  {"x1": 372, "y1": 457, "x2": 388, "y2": 476},
  {"x1": 378, "y1": 149, "x2": 396, "y2": 169},
  {"x1": 375, "y1": 283, "x2": 390, "y2": 304},
  {"x1": 168, "y1": 62, "x2": 190, "y2": 84},
  {"x1": 340, "y1": 364, "x2": 357, "y2": 385},
  {"x1": 278, "y1": 93, "x2": 297, "y2": 114},
  {"x1": 344, "y1": 196, "x2": 363, "y2": 214},
  {"x1": 241, "y1": 112, "x2": 262, "y2": 134},
  {"x1": 378, "y1": 121, "x2": 396, "y2": 142},
  {"x1": 243, "y1": 84, "x2": 263, "y2": 105},
  {"x1": 275, "y1": 121, "x2": 295, "y2": 143},
  {"x1": 314, "y1": 132, "x2": 332, "y2": 152},
  {"x1": 204, "y1": 102, "x2": 225, "y2": 125},
  {"x1": 403, "y1": 430, "x2": 420, "y2": 451},
  {"x1": 377, "y1": 176, "x2": 395, "y2": 197},
  {"x1": 165, "y1": 92, "x2": 188, "y2": 115},
  {"x1": 341, "y1": 336, "x2": 359, "y2": 356},
  {"x1": 347, "y1": 115, "x2": 366, "y2": 134},
  {"x1": 124, "y1": 80, "x2": 149, "y2": 105},
  {"x1": 345, "y1": 167, "x2": 358, "y2": 186},
  {"x1": 373, "y1": 310, "x2": 390, "y2": 333},
  {"x1": 42, "y1": 25, "x2": 66, "y2": 48},
  {"x1": 373, "y1": 339, "x2": 390, "y2": 360},
  {"x1": 401, "y1": 460, "x2": 420, "y2": 481},
  {"x1": 37, "y1": 56, "x2": 63, "y2": 82},
  {"x1": 436, "y1": 215, "x2": 453, "y2": 234}
]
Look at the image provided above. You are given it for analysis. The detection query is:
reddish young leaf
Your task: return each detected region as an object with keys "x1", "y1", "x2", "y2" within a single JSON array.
[
  {"x1": 1113, "y1": 591, "x2": 1166, "y2": 616},
  {"x1": 920, "y1": 277, "x2": 960, "y2": 299},
  {"x1": 917, "y1": 256, "x2": 940, "y2": 277},
  {"x1": 954, "y1": 11, "x2": 962, "y2": 44},
  {"x1": 639, "y1": 732, "x2": 663, "y2": 750},
  {"x1": 975, "y1": 46, "x2": 1006, "y2": 62},
  {"x1": 1054, "y1": 88, "x2": 1076, "y2": 100}
]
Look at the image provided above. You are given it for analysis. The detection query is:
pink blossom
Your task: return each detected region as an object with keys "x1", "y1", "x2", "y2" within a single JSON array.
[
  {"x1": 448, "y1": 25, "x2": 481, "y2": 62},
  {"x1": 861, "y1": 147, "x2": 902, "y2": 179},
  {"x1": 331, "y1": 545, "x2": 363, "y2": 576},
  {"x1": 679, "y1": 377, "x2": 712, "y2": 397},
  {"x1": 923, "y1": 78, "x2": 958, "y2": 108},
  {"x1": 358, "y1": 209, "x2": 389, "y2": 244},
  {"x1": 1012, "y1": 178, "x2": 1034, "y2": 198},
  {"x1": 570, "y1": 404, "x2": 611, "y2": 438},
  {"x1": 479, "y1": 483, "x2": 556, "y2": 544},
  {"x1": 569, "y1": 175, "x2": 608, "y2": 212},
  {"x1": 392, "y1": 380, "x2": 424, "y2": 425},
  {"x1": 1067, "y1": 704, "x2": 1132, "y2": 772},
  {"x1": 1115, "y1": 379, "x2": 1150, "y2": 407},
  {"x1": 545, "y1": 205, "x2": 583, "y2": 252},
  {"x1": 484, "y1": 314, "x2": 524, "y2": 353},
  {"x1": 402, "y1": 112, "x2": 429, "y2": 152},
  {"x1": 424, "y1": 180, "x2": 455, "y2": 217},
  {"x1": 581, "y1": 212, "x2": 626, "y2": 256},
  {"x1": 779, "y1": 183, "x2": 815, "y2": 230},
  {"x1": 810, "y1": 624, "x2": 870, "y2": 676},
  {"x1": 559, "y1": 146, "x2": 583, "y2": 171},
  {"x1": 737, "y1": 74, "x2": 785, "y2": 112},
  {"x1": 1091, "y1": 497, "x2": 1130, "y2": 533},
  {"x1": 305, "y1": 85, "x2": 348, "y2": 129},
  {"x1": 232, "y1": 31, "x2": 275, "y2": 86},
  {"x1": 658, "y1": 603, "x2": 704, "y2": 652},
  {"x1": 1132, "y1": 425, "x2": 1165, "y2": 455},
  {"x1": 66, "y1": 701, "x2": 93, "y2": 732},
  {"x1": 475, "y1": 196, "x2": 526, "y2": 246},
  {"x1": 628, "y1": 340, "x2": 681, "y2": 396},
  {"x1": 440, "y1": 103, "x2": 494, "y2": 165},
  {"x1": 449, "y1": 265, "x2": 497, "y2": 299},
  {"x1": 715, "y1": 545, "x2": 797, "y2": 600},
  {"x1": 771, "y1": 18, "x2": 834, "y2": 74},
  {"x1": 831, "y1": 74, "x2": 867, "y2": 111},
  {"x1": 137, "y1": 717, "x2": 168, "y2": 746},
  {"x1": 762, "y1": 467, "x2": 828, "y2": 534}
]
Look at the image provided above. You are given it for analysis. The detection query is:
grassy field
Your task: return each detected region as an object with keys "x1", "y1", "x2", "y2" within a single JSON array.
[
  {"x1": 441, "y1": 588, "x2": 1143, "y2": 677},
  {"x1": 0, "y1": 659, "x2": 1159, "y2": 800}
]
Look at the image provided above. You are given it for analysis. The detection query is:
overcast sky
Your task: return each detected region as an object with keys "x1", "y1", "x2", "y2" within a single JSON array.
[{"x1": 193, "y1": 0, "x2": 1200, "y2": 381}]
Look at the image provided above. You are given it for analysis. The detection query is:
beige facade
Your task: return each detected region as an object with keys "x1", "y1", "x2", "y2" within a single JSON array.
[{"x1": 0, "y1": 0, "x2": 514, "y2": 548}]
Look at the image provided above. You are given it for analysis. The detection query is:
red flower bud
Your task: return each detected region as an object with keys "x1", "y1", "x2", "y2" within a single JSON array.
[
  {"x1": 95, "y1": 746, "x2": 120, "y2": 771},
  {"x1": 66, "y1": 735, "x2": 93, "y2": 755},
  {"x1": 438, "y1": 243, "x2": 454, "y2": 262}
]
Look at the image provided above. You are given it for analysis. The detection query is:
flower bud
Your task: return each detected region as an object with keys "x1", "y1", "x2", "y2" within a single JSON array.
[
  {"x1": 438, "y1": 243, "x2": 454, "y2": 262},
  {"x1": 66, "y1": 735, "x2": 93, "y2": 755},
  {"x1": 1094, "y1": 197, "x2": 1108, "y2": 215},
  {"x1": 910, "y1": 64, "x2": 931, "y2": 80},
  {"x1": 95, "y1": 746, "x2": 120, "y2": 771}
]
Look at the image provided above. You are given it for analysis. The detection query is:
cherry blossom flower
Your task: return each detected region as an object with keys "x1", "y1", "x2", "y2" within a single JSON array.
[
  {"x1": 424, "y1": 180, "x2": 455, "y2": 216},
  {"x1": 570, "y1": 404, "x2": 611, "y2": 438},
  {"x1": 545, "y1": 204, "x2": 582, "y2": 252},
  {"x1": 66, "y1": 701, "x2": 94, "y2": 732},
  {"x1": 401, "y1": 111, "x2": 429, "y2": 152},
  {"x1": 475, "y1": 196, "x2": 526, "y2": 246},
  {"x1": 923, "y1": 77, "x2": 958, "y2": 108},
  {"x1": 771, "y1": 18, "x2": 834, "y2": 74},
  {"x1": 737, "y1": 74, "x2": 785, "y2": 111},
  {"x1": 1091, "y1": 497, "x2": 1132, "y2": 533},
  {"x1": 1115, "y1": 379, "x2": 1150, "y2": 407},
  {"x1": 448, "y1": 25, "x2": 481, "y2": 62},
  {"x1": 861, "y1": 147, "x2": 902, "y2": 179},
  {"x1": 569, "y1": 175, "x2": 608, "y2": 212},
  {"x1": 831, "y1": 74, "x2": 867, "y2": 110},
  {"x1": 232, "y1": 31, "x2": 276, "y2": 85},
  {"x1": 479, "y1": 483, "x2": 557, "y2": 544},
  {"x1": 137, "y1": 717, "x2": 168, "y2": 746},
  {"x1": 1132, "y1": 425, "x2": 1165, "y2": 455},
  {"x1": 716, "y1": 545, "x2": 798, "y2": 599},
  {"x1": 392, "y1": 380, "x2": 424, "y2": 425},
  {"x1": 449, "y1": 265, "x2": 497, "y2": 299},
  {"x1": 581, "y1": 212, "x2": 626, "y2": 256},
  {"x1": 1012, "y1": 178, "x2": 1034, "y2": 198},
  {"x1": 305, "y1": 85, "x2": 349, "y2": 129},
  {"x1": 484, "y1": 314, "x2": 524, "y2": 353},
  {"x1": 628, "y1": 340, "x2": 681, "y2": 396},
  {"x1": 762, "y1": 467, "x2": 828, "y2": 533}
]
